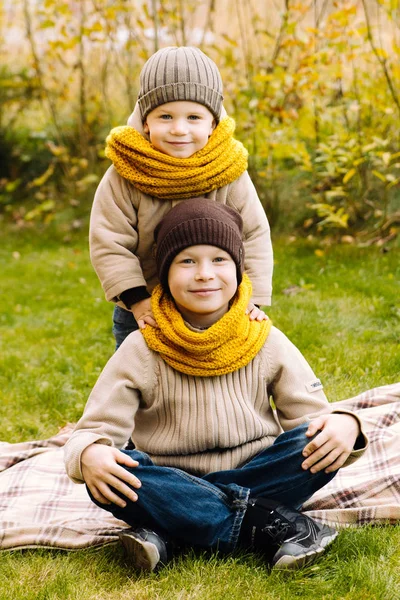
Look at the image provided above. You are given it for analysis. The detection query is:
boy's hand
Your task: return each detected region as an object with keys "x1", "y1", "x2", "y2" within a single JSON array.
[
  {"x1": 81, "y1": 443, "x2": 141, "y2": 507},
  {"x1": 131, "y1": 298, "x2": 158, "y2": 329},
  {"x1": 301, "y1": 413, "x2": 360, "y2": 474},
  {"x1": 245, "y1": 302, "x2": 269, "y2": 321}
]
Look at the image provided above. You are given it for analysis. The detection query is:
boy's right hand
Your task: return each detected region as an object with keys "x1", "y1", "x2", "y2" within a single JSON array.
[
  {"x1": 131, "y1": 298, "x2": 158, "y2": 329},
  {"x1": 81, "y1": 443, "x2": 142, "y2": 508}
]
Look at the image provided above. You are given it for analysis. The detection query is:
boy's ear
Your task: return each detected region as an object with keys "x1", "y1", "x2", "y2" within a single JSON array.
[
  {"x1": 209, "y1": 119, "x2": 216, "y2": 135},
  {"x1": 143, "y1": 121, "x2": 149, "y2": 134}
]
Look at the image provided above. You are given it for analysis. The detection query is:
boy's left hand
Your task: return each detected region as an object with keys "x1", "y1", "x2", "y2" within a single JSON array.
[
  {"x1": 246, "y1": 302, "x2": 269, "y2": 321},
  {"x1": 301, "y1": 413, "x2": 360, "y2": 474}
]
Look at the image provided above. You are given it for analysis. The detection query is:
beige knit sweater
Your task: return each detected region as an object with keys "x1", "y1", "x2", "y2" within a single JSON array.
[
  {"x1": 64, "y1": 326, "x2": 367, "y2": 483},
  {"x1": 89, "y1": 105, "x2": 273, "y2": 307}
]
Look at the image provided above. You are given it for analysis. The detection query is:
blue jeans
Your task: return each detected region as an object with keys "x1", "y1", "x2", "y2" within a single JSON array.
[
  {"x1": 89, "y1": 423, "x2": 336, "y2": 554},
  {"x1": 112, "y1": 306, "x2": 139, "y2": 350}
]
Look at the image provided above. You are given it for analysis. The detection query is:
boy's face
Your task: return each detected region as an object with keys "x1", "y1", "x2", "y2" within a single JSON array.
[
  {"x1": 143, "y1": 101, "x2": 216, "y2": 158},
  {"x1": 168, "y1": 244, "x2": 237, "y2": 328}
]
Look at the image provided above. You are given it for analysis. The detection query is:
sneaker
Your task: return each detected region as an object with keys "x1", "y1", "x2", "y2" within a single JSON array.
[
  {"x1": 118, "y1": 527, "x2": 169, "y2": 572},
  {"x1": 239, "y1": 498, "x2": 338, "y2": 569}
]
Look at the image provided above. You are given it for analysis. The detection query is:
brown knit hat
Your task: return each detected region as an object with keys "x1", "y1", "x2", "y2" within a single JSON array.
[
  {"x1": 154, "y1": 198, "x2": 244, "y2": 289},
  {"x1": 138, "y1": 46, "x2": 223, "y2": 122}
]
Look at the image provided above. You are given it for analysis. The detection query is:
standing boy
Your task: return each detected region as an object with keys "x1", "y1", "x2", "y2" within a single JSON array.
[
  {"x1": 66, "y1": 199, "x2": 367, "y2": 571},
  {"x1": 90, "y1": 46, "x2": 272, "y2": 347}
]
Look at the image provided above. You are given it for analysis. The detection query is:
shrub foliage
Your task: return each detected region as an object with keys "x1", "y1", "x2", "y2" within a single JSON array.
[{"x1": 1, "y1": 0, "x2": 400, "y2": 242}]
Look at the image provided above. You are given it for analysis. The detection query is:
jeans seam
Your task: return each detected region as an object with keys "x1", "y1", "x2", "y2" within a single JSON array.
[
  {"x1": 170, "y1": 467, "x2": 229, "y2": 502},
  {"x1": 228, "y1": 486, "x2": 250, "y2": 551}
]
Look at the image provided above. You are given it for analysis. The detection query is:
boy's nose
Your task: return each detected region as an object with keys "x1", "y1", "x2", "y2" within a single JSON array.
[
  {"x1": 195, "y1": 264, "x2": 215, "y2": 280},
  {"x1": 170, "y1": 119, "x2": 188, "y2": 135}
]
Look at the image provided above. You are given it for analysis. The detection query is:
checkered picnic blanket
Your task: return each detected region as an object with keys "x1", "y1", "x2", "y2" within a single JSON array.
[
  {"x1": 0, "y1": 425, "x2": 129, "y2": 550},
  {"x1": 1, "y1": 383, "x2": 400, "y2": 550},
  {"x1": 303, "y1": 382, "x2": 400, "y2": 526}
]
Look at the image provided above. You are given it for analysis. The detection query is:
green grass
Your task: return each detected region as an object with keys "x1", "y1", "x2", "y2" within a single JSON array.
[{"x1": 0, "y1": 227, "x2": 399, "y2": 599}]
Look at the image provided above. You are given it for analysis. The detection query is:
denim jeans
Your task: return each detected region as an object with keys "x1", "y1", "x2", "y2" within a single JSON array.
[
  {"x1": 112, "y1": 305, "x2": 139, "y2": 350},
  {"x1": 89, "y1": 423, "x2": 336, "y2": 554}
]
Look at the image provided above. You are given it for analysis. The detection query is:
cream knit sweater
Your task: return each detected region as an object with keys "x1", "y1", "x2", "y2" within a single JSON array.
[{"x1": 64, "y1": 326, "x2": 367, "y2": 483}]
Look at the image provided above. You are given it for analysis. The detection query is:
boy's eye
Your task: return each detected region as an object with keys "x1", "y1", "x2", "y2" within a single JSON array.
[
  {"x1": 181, "y1": 258, "x2": 194, "y2": 264},
  {"x1": 160, "y1": 114, "x2": 172, "y2": 120},
  {"x1": 188, "y1": 115, "x2": 200, "y2": 120},
  {"x1": 213, "y1": 257, "x2": 226, "y2": 263}
]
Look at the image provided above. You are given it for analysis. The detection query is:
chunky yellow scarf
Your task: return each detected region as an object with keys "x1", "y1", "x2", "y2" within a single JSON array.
[
  {"x1": 105, "y1": 117, "x2": 248, "y2": 200},
  {"x1": 142, "y1": 274, "x2": 271, "y2": 377}
]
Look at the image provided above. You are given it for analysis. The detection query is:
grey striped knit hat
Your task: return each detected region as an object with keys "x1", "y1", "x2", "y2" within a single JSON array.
[{"x1": 138, "y1": 46, "x2": 223, "y2": 122}]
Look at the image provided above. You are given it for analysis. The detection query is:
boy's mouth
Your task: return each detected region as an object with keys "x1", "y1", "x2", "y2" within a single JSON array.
[
  {"x1": 189, "y1": 288, "x2": 220, "y2": 296},
  {"x1": 167, "y1": 141, "x2": 191, "y2": 146}
]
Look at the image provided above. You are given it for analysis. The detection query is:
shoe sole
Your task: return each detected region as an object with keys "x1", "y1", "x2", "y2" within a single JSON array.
[
  {"x1": 118, "y1": 531, "x2": 160, "y2": 572},
  {"x1": 273, "y1": 530, "x2": 338, "y2": 570}
]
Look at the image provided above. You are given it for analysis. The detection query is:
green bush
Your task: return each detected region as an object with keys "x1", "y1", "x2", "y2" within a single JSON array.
[{"x1": 2, "y1": 0, "x2": 400, "y2": 243}]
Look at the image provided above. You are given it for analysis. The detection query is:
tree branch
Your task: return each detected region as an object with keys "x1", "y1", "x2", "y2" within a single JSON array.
[{"x1": 361, "y1": 0, "x2": 400, "y2": 117}]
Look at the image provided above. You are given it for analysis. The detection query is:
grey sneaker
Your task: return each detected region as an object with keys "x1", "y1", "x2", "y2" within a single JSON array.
[
  {"x1": 239, "y1": 497, "x2": 338, "y2": 569},
  {"x1": 270, "y1": 510, "x2": 338, "y2": 569},
  {"x1": 118, "y1": 527, "x2": 168, "y2": 572}
]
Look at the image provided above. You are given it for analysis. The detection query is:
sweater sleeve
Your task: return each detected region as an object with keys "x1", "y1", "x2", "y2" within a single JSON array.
[
  {"x1": 63, "y1": 332, "x2": 154, "y2": 483},
  {"x1": 89, "y1": 166, "x2": 147, "y2": 302},
  {"x1": 226, "y1": 171, "x2": 273, "y2": 306},
  {"x1": 266, "y1": 327, "x2": 368, "y2": 466},
  {"x1": 267, "y1": 327, "x2": 331, "y2": 429}
]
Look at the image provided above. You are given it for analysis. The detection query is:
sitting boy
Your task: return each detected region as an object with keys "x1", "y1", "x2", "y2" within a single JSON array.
[{"x1": 64, "y1": 199, "x2": 367, "y2": 571}]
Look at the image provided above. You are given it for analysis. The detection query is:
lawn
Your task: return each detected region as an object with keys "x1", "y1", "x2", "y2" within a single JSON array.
[{"x1": 0, "y1": 227, "x2": 399, "y2": 600}]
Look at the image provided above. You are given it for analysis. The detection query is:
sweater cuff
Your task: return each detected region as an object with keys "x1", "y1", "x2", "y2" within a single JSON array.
[
  {"x1": 120, "y1": 286, "x2": 151, "y2": 310},
  {"x1": 251, "y1": 296, "x2": 272, "y2": 307},
  {"x1": 64, "y1": 434, "x2": 113, "y2": 483},
  {"x1": 332, "y1": 409, "x2": 369, "y2": 467}
]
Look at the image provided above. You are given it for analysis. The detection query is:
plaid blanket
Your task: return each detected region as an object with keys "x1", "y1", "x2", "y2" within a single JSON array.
[
  {"x1": 0, "y1": 425, "x2": 129, "y2": 550},
  {"x1": 303, "y1": 382, "x2": 400, "y2": 526},
  {"x1": 1, "y1": 383, "x2": 400, "y2": 551}
]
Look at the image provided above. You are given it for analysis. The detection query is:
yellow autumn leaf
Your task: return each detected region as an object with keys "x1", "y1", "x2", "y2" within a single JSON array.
[
  {"x1": 343, "y1": 168, "x2": 356, "y2": 184},
  {"x1": 372, "y1": 170, "x2": 387, "y2": 182},
  {"x1": 375, "y1": 48, "x2": 389, "y2": 60},
  {"x1": 30, "y1": 164, "x2": 55, "y2": 187},
  {"x1": 46, "y1": 141, "x2": 67, "y2": 156}
]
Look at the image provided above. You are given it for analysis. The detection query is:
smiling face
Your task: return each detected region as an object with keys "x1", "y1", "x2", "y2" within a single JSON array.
[
  {"x1": 143, "y1": 101, "x2": 216, "y2": 158},
  {"x1": 167, "y1": 244, "x2": 237, "y2": 329}
]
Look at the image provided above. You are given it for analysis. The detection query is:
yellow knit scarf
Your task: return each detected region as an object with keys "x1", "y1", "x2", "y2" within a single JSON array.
[
  {"x1": 105, "y1": 117, "x2": 248, "y2": 200},
  {"x1": 142, "y1": 274, "x2": 271, "y2": 377}
]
